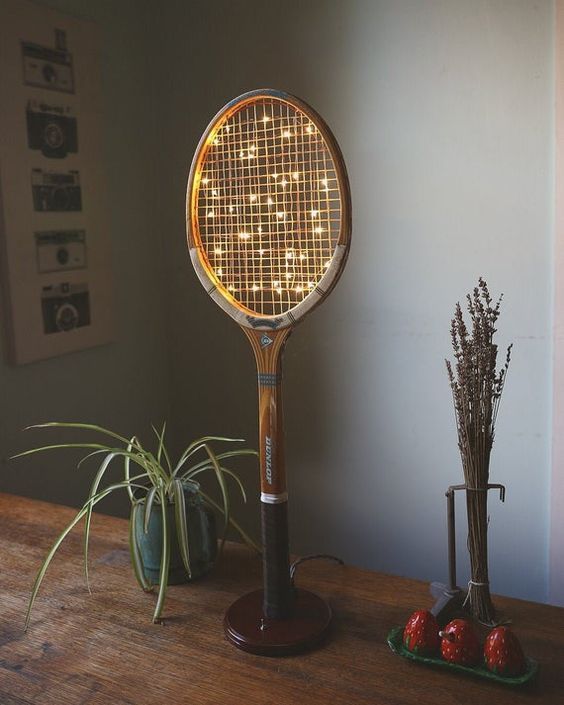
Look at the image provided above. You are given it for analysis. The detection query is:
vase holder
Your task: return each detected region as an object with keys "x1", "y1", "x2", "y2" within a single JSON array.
[{"x1": 430, "y1": 482, "x2": 505, "y2": 625}]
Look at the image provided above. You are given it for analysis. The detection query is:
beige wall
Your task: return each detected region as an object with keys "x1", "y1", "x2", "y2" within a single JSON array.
[
  {"x1": 157, "y1": 0, "x2": 554, "y2": 603},
  {"x1": 1, "y1": 0, "x2": 555, "y2": 604}
]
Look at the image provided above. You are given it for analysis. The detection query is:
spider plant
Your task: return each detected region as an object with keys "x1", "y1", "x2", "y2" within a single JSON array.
[{"x1": 14, "y1": 422, "x2": 259, "y2": 629}]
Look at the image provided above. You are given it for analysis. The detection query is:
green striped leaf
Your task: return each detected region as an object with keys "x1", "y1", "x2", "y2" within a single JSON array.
[
  {"x1": 172, "y1": 480, "x2": 192, "y2": 579},
  {"x1": 129, "y1": 502, "x2": 153, "y2": 593},
  {"x1": 152, "y1": 489, "x2": 171, "y2": 623}
]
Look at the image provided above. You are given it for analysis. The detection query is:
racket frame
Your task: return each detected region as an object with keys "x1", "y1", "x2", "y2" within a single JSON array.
[{"x1": 186, "y1": 89, "x2": 351, "y2": 654}]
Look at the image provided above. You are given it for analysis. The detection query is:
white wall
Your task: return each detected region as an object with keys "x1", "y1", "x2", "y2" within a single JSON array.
[
  {"x1": 156, "y1": 0, "x2": 554, "y2": 603},
  {"x1": 550, "y1": 0, "x2": 564, "y2": 607},
  {"x1": 1, "y1": 0, "x2": 555, "y2": 604}
]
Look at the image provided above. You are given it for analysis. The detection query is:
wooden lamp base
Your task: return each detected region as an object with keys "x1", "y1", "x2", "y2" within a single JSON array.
[{"x1": 224, "y1": 588, "x2": 332, "y2": 656}]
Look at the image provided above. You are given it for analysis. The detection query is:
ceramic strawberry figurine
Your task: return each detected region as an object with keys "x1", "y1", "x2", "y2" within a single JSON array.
[
  {"x1": 403, "y1": 610, "x2": 440, "y2": 655},
  {"x1": 484, "y1": 626, "x2": 526, "y2": 676},
  {"x1": 439, "y1": 619, "x2": 481, "y2": 666}
]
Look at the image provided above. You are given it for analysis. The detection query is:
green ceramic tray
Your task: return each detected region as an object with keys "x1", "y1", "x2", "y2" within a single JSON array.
[{"x1": 387, "y1": 626, "x2": 538, "y2": 687}]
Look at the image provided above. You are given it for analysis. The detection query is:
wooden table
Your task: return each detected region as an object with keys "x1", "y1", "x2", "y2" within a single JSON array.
[{"x1": 0, "y1": 493, "x2": 563, "y2": 705}]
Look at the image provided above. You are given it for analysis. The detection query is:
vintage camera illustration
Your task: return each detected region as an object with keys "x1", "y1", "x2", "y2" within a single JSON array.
[
  {"x1": 26, "y1": 100, "x2": 78, "y2": 159},
  {"x1": 35, "y1": 230, "x2": 87, "y2": 273},
  {"x1": 21, "y1": 37, "x2": 74, "y2": 93},
  {"x1": 41, "y1": 282, "x2": 91, "y2": 334},
  {"x1": 31, "y1": 169, "x2": 82, "y2": 211}
]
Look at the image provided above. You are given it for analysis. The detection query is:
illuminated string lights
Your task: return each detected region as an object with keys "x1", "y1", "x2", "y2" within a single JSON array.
[{"x1": 195, "y1": 97, "x2": 341, "y2": 315}]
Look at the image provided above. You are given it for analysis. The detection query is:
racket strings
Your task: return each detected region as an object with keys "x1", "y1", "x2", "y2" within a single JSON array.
[{"x1": 195, "y1": 97, "x2": 341, "y2": 316}]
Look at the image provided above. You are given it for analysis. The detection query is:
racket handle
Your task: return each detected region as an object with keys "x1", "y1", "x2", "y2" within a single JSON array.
[{"x1": 261, "y1": 500, "x2": 294, "y2": 618}]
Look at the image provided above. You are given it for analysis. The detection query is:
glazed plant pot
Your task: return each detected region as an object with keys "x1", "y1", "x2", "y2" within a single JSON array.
[
  {"x1": 18, "y1": 422, "x2": 258, "y2": 627},
  {"x1": 134, "y1": 482, "x2": 217, "y2": 585}
]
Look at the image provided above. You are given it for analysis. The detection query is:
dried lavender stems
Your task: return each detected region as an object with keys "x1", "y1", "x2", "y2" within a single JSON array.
[{"x1": 446, "y1": 278, "x2": 512, "y2": 624}]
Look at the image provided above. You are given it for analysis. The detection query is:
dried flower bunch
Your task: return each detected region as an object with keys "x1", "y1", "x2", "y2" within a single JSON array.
[{"x1": 446, "y1": 278, "x2": 512, "y2": 624}]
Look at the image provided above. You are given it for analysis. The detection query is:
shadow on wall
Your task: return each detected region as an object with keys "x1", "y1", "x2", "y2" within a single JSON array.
[
  {"x1": 157, "y1": 0, "x2": 365, "y2": 552},
  {"x1": 159, "y1": 0, "x2": 451, "y2": 582},
  {"x1": 0, "y1": 0, "x2": 172, "y2": 517}
]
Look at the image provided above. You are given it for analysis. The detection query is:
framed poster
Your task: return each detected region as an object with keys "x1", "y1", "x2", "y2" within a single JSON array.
[{"x1": 0, "y1": 0, "x2": 114, "y2": 364}]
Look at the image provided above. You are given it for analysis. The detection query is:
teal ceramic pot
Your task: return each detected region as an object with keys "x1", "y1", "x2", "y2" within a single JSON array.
[{"x1": 133, "y1": 482, "x2": 217, "y2": 585}]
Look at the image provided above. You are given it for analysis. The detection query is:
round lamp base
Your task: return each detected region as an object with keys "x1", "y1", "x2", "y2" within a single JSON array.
[{"x1": 224, "y1": 588, "x2": 332, "y2": 656}]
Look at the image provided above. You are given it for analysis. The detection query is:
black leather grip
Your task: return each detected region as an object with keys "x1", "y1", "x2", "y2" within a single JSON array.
[{"x1": 261, "y1": 500, "x2": 294, "y2": 619}]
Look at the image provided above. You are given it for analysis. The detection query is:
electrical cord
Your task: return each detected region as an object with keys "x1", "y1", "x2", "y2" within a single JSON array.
[{"x1": 289, "y1": 554, "x2": 344, "y2": 585}]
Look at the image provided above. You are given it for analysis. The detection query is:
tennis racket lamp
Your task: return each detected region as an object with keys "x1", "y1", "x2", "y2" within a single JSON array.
[{"x1": 186, "y1": 89, "x2": 351, "y2": 655}]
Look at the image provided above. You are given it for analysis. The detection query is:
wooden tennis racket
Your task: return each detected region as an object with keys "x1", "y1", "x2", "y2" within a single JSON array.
[{"x1": 186, "y1": 89, "x2": 351, "y2": 654}]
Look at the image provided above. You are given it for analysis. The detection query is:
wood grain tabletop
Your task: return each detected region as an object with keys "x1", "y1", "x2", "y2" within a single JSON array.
[{"x1": 0, "y1": 492, "x2": 562, "y2": 705}]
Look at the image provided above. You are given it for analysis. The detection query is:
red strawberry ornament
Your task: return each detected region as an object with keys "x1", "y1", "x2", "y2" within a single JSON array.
[
  {"x1": 484, "y1": 626, "x2": 526, "y2": 677},
  {"x1": 403, "y1": 610, "x2": 440, "y2": 655},
  {"x1": 439, "y1": 619, "x2": 481, "y2": 666}
]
